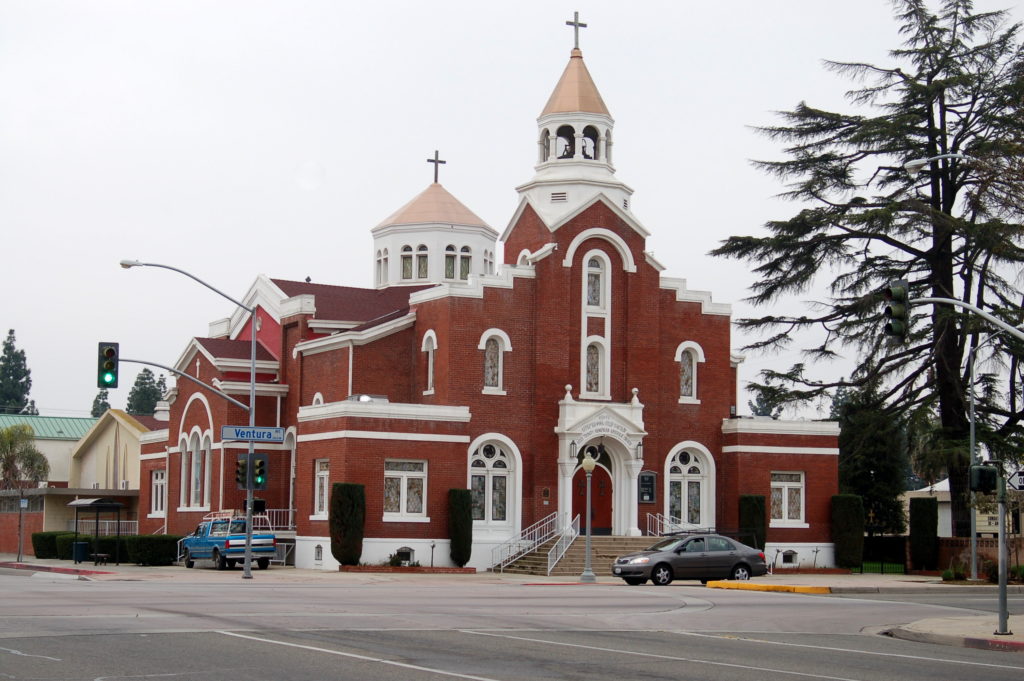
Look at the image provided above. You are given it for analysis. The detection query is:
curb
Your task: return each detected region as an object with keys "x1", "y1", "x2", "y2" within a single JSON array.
[
  {"x1": 0, "y1": 561, "x2": 113, "y2": 576},
  {"x1": 886, "y1": 626, "x2": 1024, "y2": 653},
  {"x1": 706, "y1": 581, "x2": 831, "y2": 594}
]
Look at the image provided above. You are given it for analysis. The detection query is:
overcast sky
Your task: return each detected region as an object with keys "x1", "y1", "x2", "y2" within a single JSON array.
[{"x1": 3, "y1": 1, "x2": 1021, "y2": 418}]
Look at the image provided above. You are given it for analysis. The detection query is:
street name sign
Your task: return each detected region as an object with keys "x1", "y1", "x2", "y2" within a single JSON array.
[
  {"x1": 221, "y1": 426, "x2": 285, "y2": 443},
  {"x1": 1007, "y1": 470, "x2": 1024, "y2": 492}
]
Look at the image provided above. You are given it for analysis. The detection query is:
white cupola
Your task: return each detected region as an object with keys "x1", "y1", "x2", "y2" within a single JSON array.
[
  {"x1": 371, "y1": 167, "x2": 498, "y2": 289},
  {"x1": 515, "y1": 37, "x2": 634, "y2": 228}
]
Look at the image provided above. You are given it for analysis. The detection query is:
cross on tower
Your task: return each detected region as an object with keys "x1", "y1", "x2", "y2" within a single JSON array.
[
  {"x1": 565, "y1": 11, "x2": 587, "y2": 49},
  {"x1": 427, "y1": 150, "x2": 446, "y2": 183}
]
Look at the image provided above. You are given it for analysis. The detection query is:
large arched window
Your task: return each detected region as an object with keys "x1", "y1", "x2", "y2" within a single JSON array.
[
  {"x1": 470, "y1": 443, "x2": 511, "y2": 524},
  {"x1": 585, "y1": 341, "x2": 605, "y2": 395},
  {"x1": 674, "y1": 341, "x2": 706, "y2": 404},
  {"x1": 556, "y1": 124, "x2": 576, "y2": 158},
  {"x1": 582, "y1": 125, "x2": 599, "y2": 159},
  {"x1": 479, "y1": 329, "x2": 512, "y2": 395},
  {"x1": 421, "y1": 330, "x2": 437, "y2": 395},
  {"x1": 667, "y1": 449, "x2": 706, "y2": 526},
  {"x1": 586, "y1": 257, "x2": 605, "y2": 309}
]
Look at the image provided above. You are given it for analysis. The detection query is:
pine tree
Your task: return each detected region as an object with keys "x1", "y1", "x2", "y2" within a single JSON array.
[
  {"x1": 0, "y1": 330, "x2": 36, "y2": 415},
  {"x1": 125, "y1": 369, "x2": 165, "y2": 415},
  {"x1": 712, "y1": 1, "x2": 1024, "y2": 536},
  {"x1": 91, "y1": 389, "x2": 111, "y2": 417}
]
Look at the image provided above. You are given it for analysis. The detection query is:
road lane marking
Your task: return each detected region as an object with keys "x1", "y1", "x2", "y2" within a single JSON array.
[
  {"x1": 461, "y1": 630, "x2": 863, "y2": 681},
  {"x1": 217, "y1": 631, "x2": 502, "y2": 681},
  {"x1": 672, "y1": 631, "x2": 1023, "y2": 671},
  {"x1": 0, "y1": 646, "x2": 61, "y2": 661}
]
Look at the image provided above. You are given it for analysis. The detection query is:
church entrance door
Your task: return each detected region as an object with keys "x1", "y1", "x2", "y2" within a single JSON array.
[{"x1": 572, "y1": 465, "x2": 612, "y2": 535}]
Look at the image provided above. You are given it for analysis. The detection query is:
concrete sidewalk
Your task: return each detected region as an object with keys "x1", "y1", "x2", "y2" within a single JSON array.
[{"x1": 2, "y1": 554, "x2": 1021, "y2": 652}]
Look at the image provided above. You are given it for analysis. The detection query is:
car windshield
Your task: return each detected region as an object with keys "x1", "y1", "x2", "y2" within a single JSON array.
[
  {"x1": 229, "y1": 520, "x2": 246, "y2": 533},
  {"x1": 647, "y1": 537, "x2": 685, "y2": 552}
]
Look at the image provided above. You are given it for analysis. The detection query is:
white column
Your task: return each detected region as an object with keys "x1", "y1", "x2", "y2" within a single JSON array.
[
  {"x1": 558, "y1": 459, "x2": 577, "y2": 530},
  {"x1": 625, "y1": 459, "x2": 643, "y2": 536}
]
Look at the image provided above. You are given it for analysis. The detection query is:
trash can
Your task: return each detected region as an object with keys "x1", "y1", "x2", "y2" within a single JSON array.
[{"x1": 72, "y1": 541, "x2": 89, "y2": 564}]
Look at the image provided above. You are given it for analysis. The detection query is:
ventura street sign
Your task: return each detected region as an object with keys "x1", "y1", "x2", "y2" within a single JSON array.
[
  {"x1": 221, "y1": 426, "x2": 285, "y2": 443},
  {"x1": 1007, "y1": 470, "x2": 1024, "y2": 492}
]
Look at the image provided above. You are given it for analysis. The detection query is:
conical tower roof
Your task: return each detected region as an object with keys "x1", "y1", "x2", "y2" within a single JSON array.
[
  {"x1": 375, "y1": 182, "x2": 490, "y2": 229},
  {"x1": 540, "y1": 48, "x2": 610, "y2": 117}
]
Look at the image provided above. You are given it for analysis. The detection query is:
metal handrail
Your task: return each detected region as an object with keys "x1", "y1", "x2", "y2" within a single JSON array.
[
  {"x1": 645, "y1": 513, "x2": 707, "y2": 536},
  {"x1": 491, "y1": 511, "x2": 559, "y2": 572},
  {"x1": 546, "y1": 514, "x2": 580, "y2": 575}
]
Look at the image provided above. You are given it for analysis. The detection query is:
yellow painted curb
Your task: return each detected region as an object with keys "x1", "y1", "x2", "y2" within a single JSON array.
[{"x1": 706, "y1": 581, "x2": 831, "y2": 594}]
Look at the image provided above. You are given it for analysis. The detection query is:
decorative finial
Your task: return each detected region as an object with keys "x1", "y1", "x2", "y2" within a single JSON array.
[
  {"x1": 565, "y1": 11, "x2": 587, "y2": 50},
  {"x1": 427, "y1": 150, "x2": 446, "y2": 183}
]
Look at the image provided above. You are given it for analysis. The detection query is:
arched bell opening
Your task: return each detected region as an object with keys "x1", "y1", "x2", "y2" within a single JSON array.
[
  {"x1": 556, "y1": 125, "x2": 576, "y2": 159},
  {"x1": 582, "y1": 125, "x2": 599, "y2": 160},
  {"x1": 540, "y1": 128, "x2": 551, "y2": 162}
]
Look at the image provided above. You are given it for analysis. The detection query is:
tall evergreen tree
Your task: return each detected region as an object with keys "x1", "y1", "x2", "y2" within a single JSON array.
[
  {"x1": 91, "y1": 389, "x2": 111, "y2": 417},
  {"x1": 0, "y1": 330, "x2": 36, "y2": 415},
  {"x1": 125, "y1": 369, "x2": 165, "y2": 415},
  {"x1": 712, "y1": 0, "x2": 1024, "y2": 536}
]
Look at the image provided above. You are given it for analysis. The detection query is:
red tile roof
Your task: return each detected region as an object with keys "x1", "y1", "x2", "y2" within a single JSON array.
[
  {"x1": 195, "y1": 337, "x2": 276, "y2": 361},
  {"x1": 125, "y1": 414, "x2": 166, "y2": 431},
  {"x1": 272, "y1": 279, "x2": 433, "y2": 324}
]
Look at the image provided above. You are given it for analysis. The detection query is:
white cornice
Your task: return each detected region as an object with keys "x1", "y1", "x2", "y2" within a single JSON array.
[
  {"x1": 139, "y1": 430, "x2": 169, "y2": 445},
  {"x1": 721, "y1": 419, "x2": 840, "y2": 437},
  {"x1": 409, "y1": 267, "x2": 534, "y2": 304},
  {"x1": 660, "y1": 277, "x2": 732, "y2": 316},
  {"x1": 643, "y1": 251, "x2": 666, "y2": 272},
  {"x1": 211, "y1": 380, "x2": 290, "y2": 397},
  {"x1": 293, "y1": 313, "x2": 417, "y2": 357},
  {"x1": 280, "y1": 293, "x2": 316, "y2": 319},
  {"x1": 298, "y1": 401, "x2": 471, "y2": 423}
]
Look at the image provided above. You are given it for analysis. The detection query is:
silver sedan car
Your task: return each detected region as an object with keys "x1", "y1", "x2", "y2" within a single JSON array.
[{"x1": 611, "y1": 533, "x2": 767, "y2": 586}]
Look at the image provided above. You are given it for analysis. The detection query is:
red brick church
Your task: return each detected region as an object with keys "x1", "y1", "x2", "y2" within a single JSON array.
[{"x1": 138, "y1": 23, "x2": 838, "y2": 570}]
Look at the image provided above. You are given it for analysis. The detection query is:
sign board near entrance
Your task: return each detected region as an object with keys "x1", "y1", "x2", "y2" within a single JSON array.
[{"x1": 221, "y1": 426, "x2": 285, "y2": 443}]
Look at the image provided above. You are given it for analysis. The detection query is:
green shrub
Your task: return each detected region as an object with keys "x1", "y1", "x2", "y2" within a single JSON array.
[
  {"x1": 981, "y1": 559, "x2": 999, "y2": 584},
  {"x1": 448, "y1": 488, "x2": 473, "y2": 567},
  {"x1": 124, "y1": 535, "x2": 183, "y2": 565},
  {"x1": 330, "y1": 483, "x2": 365, "y2": 566},
  {"x1": 31, "y1": 531, "x2": 70, "y2": 559},
  {"x1": 908, "y1": 497, "x2": 938, "y2": 570},
  {"x1": 738, "y1": 495, "x2": 767, "y2": 550},
  {"x1": 831, "y1": 494, "x2": 864, "y2": 568},
  {"x1": 56, "y1": 534, "x2": 92, "y2": 560}
]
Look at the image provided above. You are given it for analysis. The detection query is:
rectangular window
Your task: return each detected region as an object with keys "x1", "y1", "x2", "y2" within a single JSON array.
[
  {"x1": 471, "y1": 474, "x2": 486, "y2": 520},
  {"x1": 383, "y1": 460, "x2": 428, "y2": 520},
  {"x1": 445, "y1": 254, "x2": 456, "y2": 279},
  {"x1": 151, "y1": 469, "x2": 166, "y2": 516},
  {"x1": 417, "y1": 254, "x2": 429, "y2": 279},
  {"x1": 770, "y1": 471, "x2": 806, "y2": 526},
  {"x1": 313, "y1": 460, "x2": 329, "y2": 517},
  {"x1": 402, "y1": 255, "x2": 413, "y2": 279}
]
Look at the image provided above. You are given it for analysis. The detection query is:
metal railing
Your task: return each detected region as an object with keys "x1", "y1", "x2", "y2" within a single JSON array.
[
  {"x1": 72, "y1": 520, "x2": 138, "y2": 536},
  {"x1": 265, "y1": 508, "x2": 295, "y2": 531},
  {"x1": 546, "y1": 514, "x2": 580, "y2": 575},
  {"x1": 645, "y1": 513, "x2": 707, "y2": 536},
  {"x1": 491, "y1": 511, "x2": 559, "y2": 572}
]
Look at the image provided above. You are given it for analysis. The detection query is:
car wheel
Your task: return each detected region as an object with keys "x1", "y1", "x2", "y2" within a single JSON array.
[
  {"x1": 213, "y1": 549, "x2": 227, "y2": 571},
  {"x1": 623, "y1": 577, "x2": 645, "y2": 586},
  {"x1": 257, "y1": 557, "x2": 270, "y2": 570},
  {"x1": 184, "y1": 551, "x2": 194, "y2": 569},
  {"x1": 651, "y1": 563, "x2": 673, "y2": 586},
  {"x1": 731, "y1": 564, "x2": 751, "y2": 580}
]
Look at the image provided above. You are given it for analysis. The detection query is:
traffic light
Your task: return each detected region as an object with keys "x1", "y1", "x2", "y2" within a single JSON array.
[
  {"x1": 883, "y1": 280, "x2": 910, "y2": 343},
  {"x1": 251, "y1": 453, "x2": 268, "y2": 490},
  {"x1": 97, "y1": 342, "x2": 120, "y2": 388},
  {"x1": 970, "y1": 464, "x2": 998, "y2": 494},
  {"x1": 235, "y1": 455, "x2": 249, "y2": 490}
]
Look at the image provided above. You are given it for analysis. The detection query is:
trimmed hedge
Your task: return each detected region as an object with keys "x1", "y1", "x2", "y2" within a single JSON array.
[
  {"x1": 738, "y1": 495, "x2": 767, "y2": 550},
  {"x1": 448, "y1": 488, "x2": 473, "y2": 567},
  {"x1": 831, "y1": 494, "x2": 864, "y2": 568},
  {"x1": 124, "y1": 535, "x2": 183, "y2": 565},
  {"x1": 31, "y1": 531, "x2": 73, "y2": 559},
  {"x1": 909, "y1": 496, "x2": 938, "y2": 570},
  {"x1": 330, "y1": 482, "x2": 365, "y2": 566}
]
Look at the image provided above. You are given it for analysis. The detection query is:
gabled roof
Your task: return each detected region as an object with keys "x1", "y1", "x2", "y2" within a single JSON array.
[
  {"x1": 272, "y1": 279, "x2": 433, "y2": 324},
  {"x1": 0, "y1": 414, "x2": 97, "y2": 440},
  {"x1": 195, "y1": 338, "x2": 276, "y2": 362},
  {"x1": 541, "y1": 48, "x2": 610, "y2": 116},
  {"x1": 373, "y1": 183, "x2": 491, "y2": 230},
  {"x1": 71, "y1": 409, "x2": 154, "y2": 458}
]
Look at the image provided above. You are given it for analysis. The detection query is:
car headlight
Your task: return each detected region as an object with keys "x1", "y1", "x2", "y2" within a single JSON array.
[{"x1": 628, "y1": 556, "x2": 650, "y2": 565}]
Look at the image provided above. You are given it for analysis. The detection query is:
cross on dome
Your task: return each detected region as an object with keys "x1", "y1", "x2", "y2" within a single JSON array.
[
  {"x1": 427, "y1": 150, "x2": 446, "y2": 184},
  {"x1": 565, "y1": 11, "x2": 587, "y2": 49}
]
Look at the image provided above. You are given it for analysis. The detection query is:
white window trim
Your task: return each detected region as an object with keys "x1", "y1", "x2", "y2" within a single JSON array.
[
  {"x1": 674, "y1": 341, "x2": 706, "y2": 404},
  {"x1": 663, "y1": 442, "x2": 715, "y2": 527},
  {"x1": 580, "y1": 336, "x2": 610, "y2": 400},
  {"x1": 383, "y1": 459, "x2": 429, "y2": 521},
  {"x1": 148, "y1": 469, "x2": 166, "y2": 518},
  {"x1": 310, "y1": 459, "x2": 330, "y2": 520},
  {"x1": 769, "y1": 470, "x2": 808, "y2": 528},
  {"x1": 478, "y1": 329, "x2": 512, "y2": 395},
  {"x1": 421, "y1": 330, "x2": 437, "y2": 396}
]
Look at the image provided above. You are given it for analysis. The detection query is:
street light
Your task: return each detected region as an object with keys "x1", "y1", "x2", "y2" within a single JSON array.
[
  {"x1": 121, "y1": 259, "x2": 259, "y2": 580},
  {"x1": 579, "y1": 448, "x2": 597, "y2": 583},
  {"x1": 903, "y1": 152, "x2": 973, "y2": 174}
]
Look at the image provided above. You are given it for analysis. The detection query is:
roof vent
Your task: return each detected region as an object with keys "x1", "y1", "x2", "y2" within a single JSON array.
[{"x1": 551, "y1": 192, "x2": 567, "y2": 203}]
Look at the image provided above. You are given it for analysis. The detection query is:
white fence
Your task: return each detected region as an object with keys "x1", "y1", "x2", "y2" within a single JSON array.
[{"x1": 71, "y1": 520, "x2": 139, "y2": 536}]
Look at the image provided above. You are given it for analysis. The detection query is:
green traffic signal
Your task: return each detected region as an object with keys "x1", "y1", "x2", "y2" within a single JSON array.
[
  {"x1": 97, "y1": 342, "x2": 120, "y2": 388},
  {"x1": 883, "y1": 280, "x2": 910, "y2": 343},
  {"x1": 252, "y1": 454, "x2": 267, "y2": 490}
]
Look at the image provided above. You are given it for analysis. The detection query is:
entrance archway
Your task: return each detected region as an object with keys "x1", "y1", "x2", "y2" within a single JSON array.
[{"x1": 572, "y1": 464, "x2": 612, "y2": 535}]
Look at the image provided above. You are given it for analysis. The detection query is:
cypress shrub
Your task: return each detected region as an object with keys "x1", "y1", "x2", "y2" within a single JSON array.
[
  {"x1": 909, "y1": 497, "x2": 938, "y2": 570},
  {"x1": 330, "y1": 483, "x2": 365, "y2": 566},
  {"x1": 31, "y1": 531, "x2": 69, "y2": 559},
  {"x1": 124, "y1": 535, "x2": 182, "y2": 565},
  {"x1": 448, "y1": 488, "x2": 473, "y2": 567},
  {"x1": 831, "y1": 494, "x2": 864, "y2": 568},
  {"x1": 56, "y1": 533, "x2": 91, "y2": 560},
  {"x1": 738, "y1": 495, "x2": 767, "y2": 550}
]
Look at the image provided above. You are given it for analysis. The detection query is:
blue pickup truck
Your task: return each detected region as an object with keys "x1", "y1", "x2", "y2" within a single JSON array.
[{"x1": 181, "y1": 515, "x2": 276, "y2": 570}]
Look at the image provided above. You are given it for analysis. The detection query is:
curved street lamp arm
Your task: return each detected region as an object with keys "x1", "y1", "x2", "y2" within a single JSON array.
[{"x1": 119, "y1": 357, "x2": 249, "y2": 412}]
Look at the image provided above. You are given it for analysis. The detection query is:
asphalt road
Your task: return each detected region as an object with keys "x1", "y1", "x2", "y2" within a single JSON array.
[{"x1": 2, "y1": 572, "x2": 1022, "y2": 681}]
